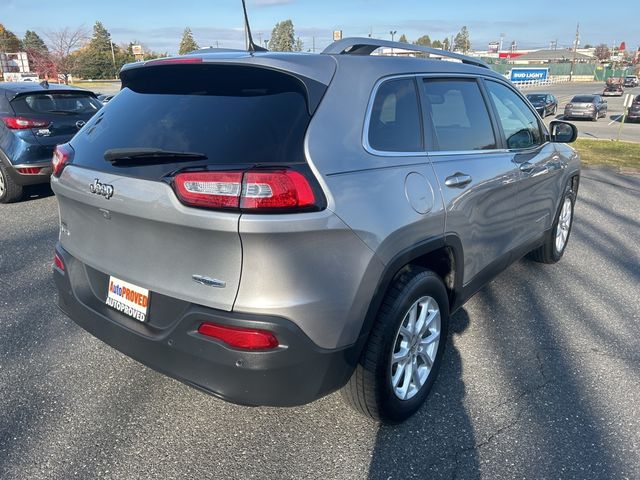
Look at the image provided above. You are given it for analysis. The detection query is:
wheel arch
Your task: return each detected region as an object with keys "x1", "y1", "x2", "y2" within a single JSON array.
[{"x1": 354, "y1": 235, "x2": 464, "y2": 355}]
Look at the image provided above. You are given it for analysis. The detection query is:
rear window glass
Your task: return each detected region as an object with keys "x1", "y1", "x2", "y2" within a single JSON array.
[
  {"x1": 422, "y1": 78, "x2": 496, "y2": 151},
  {"x1": 11, "y1": 92, "x2": 102, "y2": 115},
  {"x1": 571, "y1": 96, "x2": 595, "y2": 103},
  {"x1": 368, "y1": 78, "x2": 423, "y2": 152},
  {"x1": 71, "y1": 65, "x2": 313, "y2": 173}
]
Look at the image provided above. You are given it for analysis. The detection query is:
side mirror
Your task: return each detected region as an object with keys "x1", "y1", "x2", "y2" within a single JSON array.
[{"x1": 549, "y1": 121, "x2": 577, "y2": 143}]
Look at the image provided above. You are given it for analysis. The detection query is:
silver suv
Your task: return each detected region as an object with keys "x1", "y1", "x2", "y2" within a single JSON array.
[{"x1": 52, "y1": 38, "x2": 580, "y2": 423}]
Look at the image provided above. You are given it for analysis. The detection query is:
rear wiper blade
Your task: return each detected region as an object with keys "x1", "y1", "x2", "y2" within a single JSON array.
[
  {"x1": 47, "y1": 109, "x2": 78, "y2": 115},
  {"x1": 104, "y1": 148, "x2": 207, "y2": 164}
]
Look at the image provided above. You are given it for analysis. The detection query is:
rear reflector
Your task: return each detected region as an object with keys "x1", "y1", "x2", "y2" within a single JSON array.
[
  {"x1": 197, "y1": 322, "x2": 279, "y2": 350},
  {"x1": 52, "y1": 144, "x2": 74, "y2": 178},
  {"x1": 54, "y1": 252, "x2": 65, "y2": 272},
  {"x1": 16, "y1": 167, "x2": 43, "y2": 175},
  {"x1": 2, "y1": 116, "x2": 49, "y2": 130},
  {"x1": 173, "y1": 169, "x2": 318, "y2": 211}
]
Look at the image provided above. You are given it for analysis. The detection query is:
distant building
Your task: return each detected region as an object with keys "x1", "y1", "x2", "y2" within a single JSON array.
[{"x1": 0, "y1": 52, "x2": 30, "y2": 74}]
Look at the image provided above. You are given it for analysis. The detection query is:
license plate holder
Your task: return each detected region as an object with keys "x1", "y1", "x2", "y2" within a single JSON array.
[{"x1": 106, "y1": 276, "x2": 149, "y2": 322}]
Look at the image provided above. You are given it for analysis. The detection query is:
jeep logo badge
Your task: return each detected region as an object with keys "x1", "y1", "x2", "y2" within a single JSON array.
[{"x1": 89, "y1": 179, "x2": 114, "y2": 199}]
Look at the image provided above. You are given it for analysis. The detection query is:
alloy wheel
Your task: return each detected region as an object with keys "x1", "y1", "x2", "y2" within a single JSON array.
[
  {"x1": 555, "y1": 197, "x2": 572, "y2": 253},
  {"x1": 390, "y1": 296, "x2": 441, "y2": 400}
]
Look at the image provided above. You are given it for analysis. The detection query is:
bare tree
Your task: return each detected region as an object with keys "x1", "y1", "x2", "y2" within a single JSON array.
[
  {"x1": 46, "y1": 27, "x2": 87, "y2": 84},
  {"x1": 593, "y1": 44, "x2": 611, "y2": 62}
]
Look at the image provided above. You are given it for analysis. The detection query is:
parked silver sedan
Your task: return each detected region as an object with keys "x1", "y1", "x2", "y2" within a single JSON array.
[{"x1": 564, "y1": 95, "x2": 608, "y2": 121}]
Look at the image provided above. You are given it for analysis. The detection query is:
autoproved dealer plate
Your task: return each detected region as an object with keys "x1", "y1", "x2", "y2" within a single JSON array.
[{"x1": 106, "y1": 276, "x2": 149, "y2": 322}]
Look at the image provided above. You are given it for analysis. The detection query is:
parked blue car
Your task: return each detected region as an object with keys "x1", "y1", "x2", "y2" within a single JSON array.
[{"x1": 0, "y1": 82, "x2": 102, "y2": 202}]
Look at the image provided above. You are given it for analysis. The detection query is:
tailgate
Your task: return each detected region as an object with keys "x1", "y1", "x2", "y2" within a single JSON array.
[{"x1": 52, "y1": 166, "x2": 242, "y2": 311}]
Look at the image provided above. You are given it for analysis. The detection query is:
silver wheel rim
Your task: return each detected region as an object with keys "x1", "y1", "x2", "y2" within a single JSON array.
[
  {"x1": 390, "y1": 296, "x2": 441, "y2": 400},
  {"x1": 0, "y1": 169, "x2": 6, "y2": 196},
  {"x1": 555, "y1": 197, "x2": 572, "y2": 253}
]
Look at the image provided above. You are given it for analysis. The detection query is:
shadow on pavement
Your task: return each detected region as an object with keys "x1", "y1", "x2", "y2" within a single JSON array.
[{"x1": 367, "y1": 309, "x2": 478, "y2": 479}]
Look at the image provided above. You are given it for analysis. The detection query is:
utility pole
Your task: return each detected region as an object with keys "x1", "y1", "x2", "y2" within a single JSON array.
[
  {"x1": 312, "y1": 36, "x2": 316, "y2": 53},
  {"x1": 569, "y1": 22, "x2": 580, "y2": 82},
  {"x1": 110, "y1": 41, "x2": 117, "y2": 79},
  {"x1": 390, "y1": 30, "x2": 397, "y2": 42}
]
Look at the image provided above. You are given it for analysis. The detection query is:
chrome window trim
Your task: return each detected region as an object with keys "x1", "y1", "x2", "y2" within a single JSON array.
[{"x1": 363, "y1": 72, "x2": 518, "y2": 158}]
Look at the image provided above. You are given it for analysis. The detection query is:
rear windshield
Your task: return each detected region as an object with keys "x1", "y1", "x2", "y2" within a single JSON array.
[
  {"x1": 11, "y1": 92, "x2": 102, "y2": 115},
  {"x1": 70, "y1": 64, "x2": 314, "y2": 175},
  {"x1": 571, "y1": 96, "x2": 595, "y2": 103}
]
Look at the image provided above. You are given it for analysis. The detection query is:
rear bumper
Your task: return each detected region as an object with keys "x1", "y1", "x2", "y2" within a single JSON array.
[
  {"x1": 54, "y1": 245, "x2": 358, "y2": 407},
  {"x1": 0, "y1": 154, "x2": 52, "y2": 186}
]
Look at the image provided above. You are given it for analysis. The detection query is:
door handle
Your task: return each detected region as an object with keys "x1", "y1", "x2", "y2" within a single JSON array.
[
  {"x1": 444, "y1": 173, "x2": 472, "y2": 188},
  {"x1": 519, "y1": 162, "x2": 535, "y2": 173}
]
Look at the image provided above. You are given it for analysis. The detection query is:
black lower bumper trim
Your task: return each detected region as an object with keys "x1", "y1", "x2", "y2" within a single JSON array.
[{"x1": 54, "y1": 245, "x2": 357, "y2": 407}]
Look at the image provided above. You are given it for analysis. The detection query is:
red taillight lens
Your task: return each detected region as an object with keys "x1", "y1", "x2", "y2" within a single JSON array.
[
  {"x1": 197, "y1": 322, "x2": 279, "y2": 350},
  {"x1": 146, "y1": 57, "x2": 203, "y2": 66},
  {"x1": 174, "y1": 169, "x2": 318, "y2": 211},
  {"x1": 52, "y1": 144, "x2": 74, "y2": 178},
  {"x1": 174, "y1": 172, "x2": 243, "y2": 209},
  {"x1": 241, "y1": 170, "x2": 315, "y2": 209},
  {"x1": 2, "y1": 116, "x2": 49, "y2": 130},
  {"x1": 16, "y1": 167, "x2": 43, "y2": 175},
  {"x1": 54, "y1": 252, "x2": 65, "y2": 272}
]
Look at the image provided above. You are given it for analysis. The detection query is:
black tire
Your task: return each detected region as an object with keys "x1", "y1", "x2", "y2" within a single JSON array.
[
  {"x1": 528, "y1": 182, "x2": 575, "y2": 264},
  {"x1": 0, "y1": 163, "x2": 23, "y2": 204},
  {"x1": 342, "y1": 267, "x2": 449, "y2": 423}
]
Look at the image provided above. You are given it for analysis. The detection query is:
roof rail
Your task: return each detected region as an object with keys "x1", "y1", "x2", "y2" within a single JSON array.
[{"x1": 322, "y1": 37, "x2": 490, "y2": 70}]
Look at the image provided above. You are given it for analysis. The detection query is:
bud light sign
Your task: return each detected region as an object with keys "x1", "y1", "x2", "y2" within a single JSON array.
[{"x1": 510, "y1": 68, "x2": 549, "y2": 82}]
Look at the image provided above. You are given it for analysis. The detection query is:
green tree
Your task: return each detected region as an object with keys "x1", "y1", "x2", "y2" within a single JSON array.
[
  {"x1": 431, "y1": 39, "x2": 443, "y2": 49},
  {"x1": 268, "y1": 20, "x2": 295, "y2": 52},
  {"x1": 74, "y1": 22, "x2": 116, "y2": 79},
  {"x1": 178, "y1": 27, "x2": 199, "y2": 55},
  {"x1": 442, "y1": 38, "x2": 450, "y2": 51},
  {"x1": 398, "y1": 34, "x2": 408, "y2": 43},
  {"x1": 414, "y1": 35, "x2": 431, "y2": 47},
  {"x1": 23, "y1": 30, "x2": 48, "y2": 52},
  {"x1": 453, "y1": 26, "x2": 471, "y2": 53},
  {"x1": 0, "y1": 24, "x2": 22, "y2": 52},
  {"x1": 293, "y1": 37, "x2": 304, "y2": 52}
]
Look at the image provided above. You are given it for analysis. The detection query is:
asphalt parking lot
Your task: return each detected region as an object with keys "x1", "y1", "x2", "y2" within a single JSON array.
[
  {"x1": 532, "y1": 81, "x2": 640, "y2": 143},
  {"x1": 1, "y1": 167, "x2": 639, "y2": 479}
]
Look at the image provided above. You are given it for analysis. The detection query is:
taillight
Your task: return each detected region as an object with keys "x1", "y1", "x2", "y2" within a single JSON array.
[
  {"x1": 52, "y1": 144, "x2": 74, "y2": 178},
  {"x1": 146, "y1": 57, "x2": 203, "y2": 66},
  {"x1": 197, "y1": 322, "x2": 279, "y2": 350},
  {"x1": 2, "y1": 116, "x2": 49, "y2": 130},
  {"x1": 241, "y1": 170, "x2": 315, "y2": 209},
  {"x1": 174, "y1": 171, "x2": 243, "y2": 209},
  {"x1": 173, "y1": 169, "x2": 320, "y2": 212},
  {"x1": 54, "y1": 252, "x2": 65, "y2": 273},
  {"x1": 16, "y1": 167, "x2": 43, "y2": 175}
]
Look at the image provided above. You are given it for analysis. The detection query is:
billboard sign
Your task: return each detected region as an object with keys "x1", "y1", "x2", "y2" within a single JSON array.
[{"x1": 510, "y1": 68, "x2": 549, "y2": 82}]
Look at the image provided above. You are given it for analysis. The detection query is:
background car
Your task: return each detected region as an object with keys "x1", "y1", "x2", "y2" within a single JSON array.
[
  {"x1": 0, "y1": 82, "x2": 102, "y2": 203},
  {"x1": 564, "y1": 95, "x2": 608, "y2": 121},
  {"x1": 627, "y1": 95, "x2": 640, "y2": 122},
  {"x1": 526, "y1": 93, "x2": 558, "y2": 117},
  {"x1": 624, "y1": 75, "x2": 638, "y2": 88},
  {"x1": 97, "y1": 94, "x2": 115, "y2": 105},
  {"x1": 603, "y1": 84, "x2": 624, "y2": 97}
]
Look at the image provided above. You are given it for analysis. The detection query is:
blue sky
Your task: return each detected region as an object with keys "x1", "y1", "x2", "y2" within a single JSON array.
[{"x1": 2, "y1": 0, "x2": 638, "y2": 54}]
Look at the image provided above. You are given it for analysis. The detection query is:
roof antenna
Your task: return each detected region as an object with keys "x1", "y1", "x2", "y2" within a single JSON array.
[{"x1": 241, "y1": 0, "x2": 268, "y2": 52}]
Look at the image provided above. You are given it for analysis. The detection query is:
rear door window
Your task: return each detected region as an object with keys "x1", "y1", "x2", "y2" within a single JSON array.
[
  {"x1": 485, "y1": 81, "x2": 543, "y2": 150},
  {"x1": 367, "y1": 78, "x2": 423, "y2": 153},
  {"x1": 421, "y1": 78, "x2": 497, "y2": 151}
]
